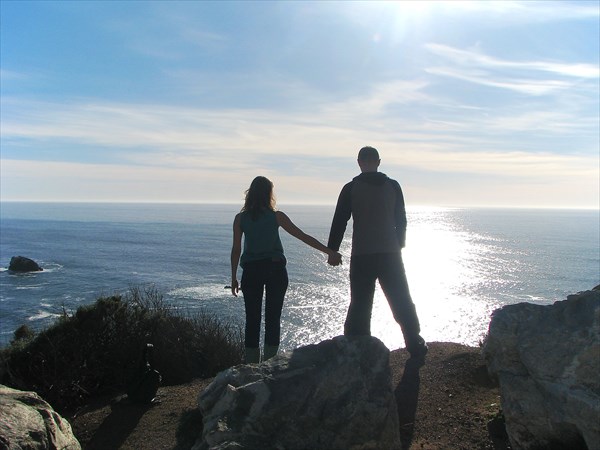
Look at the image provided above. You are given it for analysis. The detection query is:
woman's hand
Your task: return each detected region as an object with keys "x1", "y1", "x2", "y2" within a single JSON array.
[
  {"x1": 231, "y1": 279, "x2": 240, "y2": 296},
  {"x1": 231, "y1": 214, "x2": 242, "y2": 297}
]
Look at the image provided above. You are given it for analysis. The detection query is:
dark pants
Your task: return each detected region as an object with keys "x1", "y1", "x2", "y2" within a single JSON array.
[
  {"x1": 346, "y1": 252, "x2": 421, "y2": 344},
  {"x1": 241, "y1": 259, "x2": 289, "y2": 348}
]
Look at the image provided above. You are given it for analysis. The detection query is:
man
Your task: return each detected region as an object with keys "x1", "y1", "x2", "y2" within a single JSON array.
[{"x1": 327, "y1": 146, "x2": 427, "y2": 358}]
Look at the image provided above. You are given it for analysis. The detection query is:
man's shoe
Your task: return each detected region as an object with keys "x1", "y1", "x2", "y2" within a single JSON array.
[
  {"x1": 407, "y1": 336, "x2": 428, "y2": 359},
  {"x1": 263, "y1": 344, "x2": 279, "y2": 361}
]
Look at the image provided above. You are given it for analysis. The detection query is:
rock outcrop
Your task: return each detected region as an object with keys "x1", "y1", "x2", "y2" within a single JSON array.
[
  {"x1": 483, "y1": 288, "x2": 600, "y2": 450},
  {"x1": 0, "y1": 384, "x2": 81, "y2": 450},
  {"x1": 194, "y1": 335, "x2": 400, "y2": 450},
  {"x1": 8, "y1": 255, "x2": 43, "y2": 272}
]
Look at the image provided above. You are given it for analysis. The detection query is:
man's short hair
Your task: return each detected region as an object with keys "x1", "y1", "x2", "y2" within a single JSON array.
[{"x1": 358, "y1": 146, "x2": 380, "y2": 162}]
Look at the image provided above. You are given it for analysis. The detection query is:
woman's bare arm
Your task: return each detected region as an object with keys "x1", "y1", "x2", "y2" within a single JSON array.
[
  {"x1": 230, "y1": 214, "x2": 242, "y2": 296},
  {"x1": 276, "y1": 211, "x2": 341, "y2": 265}
]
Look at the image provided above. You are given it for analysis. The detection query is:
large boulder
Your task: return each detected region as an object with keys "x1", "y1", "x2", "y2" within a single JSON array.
[
  {"x1": 194, "y1": 336, "x2": 400, "y2": 450},
  {"x1": 8, "y1": 255, "x2": 43, "y2": 272},
  {"x1": 483, "y1": 288, "x2": 600, "y2": 450},
  {"x1": 0, "y1": 384, "x2": 81, "y2": 450}
]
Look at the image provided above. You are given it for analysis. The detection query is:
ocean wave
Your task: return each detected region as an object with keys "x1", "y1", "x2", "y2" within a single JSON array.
[
  {"x1": 39, "y1": 263, "x2": 64, "y2": 273},
  {"x1": 28, "y1": 310, "x2": 61, "y2": 321},
  {"x1": 168, "y1": 284, "x2": 230, "y2": 300},
  {"x1": 16, "y1": 285, "x2": 46, "y2": 290}
]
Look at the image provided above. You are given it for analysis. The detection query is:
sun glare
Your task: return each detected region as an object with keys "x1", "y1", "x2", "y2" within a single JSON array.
[
  {"x1": 362, "y1": 0, "x2": 487, "y2": 27},
  {"x1": 369, "y1": 207, "x2": 497, "y2": 347},
  {"x1": 357, "y1": 0, "x2": 440, "y2": 45},
  {"x1": 395, "y1": 0, "x2": 436, "y2": 16}
]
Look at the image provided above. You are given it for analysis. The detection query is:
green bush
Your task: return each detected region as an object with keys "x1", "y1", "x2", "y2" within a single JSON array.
[
  {"x1": 12, "y1": 324, "x2": 35, "y2": 342},
  {"x1": 0, "y1": 286, "x2": 244, "y2": 412}
]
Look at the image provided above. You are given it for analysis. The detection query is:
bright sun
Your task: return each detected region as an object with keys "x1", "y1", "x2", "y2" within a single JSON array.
[{"x1": 395, "y1": 0, "x2": 436, "y2": 16}]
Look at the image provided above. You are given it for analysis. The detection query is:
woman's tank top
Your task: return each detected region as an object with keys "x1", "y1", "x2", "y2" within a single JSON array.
[{"x1": 240, "y1": 210, "x2": 286, "y2": 268}]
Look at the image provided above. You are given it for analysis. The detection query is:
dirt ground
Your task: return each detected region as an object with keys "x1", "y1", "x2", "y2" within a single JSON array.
[{"x1": 69, "y1": 342, "x2": 511, "y2": 450}]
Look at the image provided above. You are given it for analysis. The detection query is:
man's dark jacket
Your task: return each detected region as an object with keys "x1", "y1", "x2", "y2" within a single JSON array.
[{"x1": 327, "y1": 172, "x2": 407, "y2": 256}]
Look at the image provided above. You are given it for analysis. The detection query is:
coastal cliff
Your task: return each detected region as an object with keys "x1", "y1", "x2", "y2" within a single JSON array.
[{"x1": 3, "y1": 287, "x2": 599, "y2": 449}]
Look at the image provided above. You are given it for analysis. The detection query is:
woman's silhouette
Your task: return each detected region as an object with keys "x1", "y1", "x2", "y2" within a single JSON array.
[{"x1": 231, "y1": 176, "x2": 341, "y2": 363}]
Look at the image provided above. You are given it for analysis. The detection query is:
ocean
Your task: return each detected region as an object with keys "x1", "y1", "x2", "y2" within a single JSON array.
[{"x1": 1, "y1": 202, "x2": 598, "y2": 350}]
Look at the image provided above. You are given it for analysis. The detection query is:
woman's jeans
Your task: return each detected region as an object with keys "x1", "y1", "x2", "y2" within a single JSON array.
[{"x1": 241, "y1": 259, "x2": 289, "y2": 348}]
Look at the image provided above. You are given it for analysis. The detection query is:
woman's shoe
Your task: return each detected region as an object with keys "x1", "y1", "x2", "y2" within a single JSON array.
[{"x1": 245, "y1": 347, "x2": 260, "y2": 364}]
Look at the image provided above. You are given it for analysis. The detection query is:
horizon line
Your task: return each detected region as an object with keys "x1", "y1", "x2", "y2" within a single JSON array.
[{"x1": 0, "y1": 199, "x2": 598, "y2": 211}]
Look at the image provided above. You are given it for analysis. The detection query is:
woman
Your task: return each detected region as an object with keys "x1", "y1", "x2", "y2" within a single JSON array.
[{"x1": 231, "y1": 176, "x2": 341, "y2": 363}]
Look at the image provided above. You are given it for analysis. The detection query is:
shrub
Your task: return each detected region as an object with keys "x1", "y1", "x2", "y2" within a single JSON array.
[
  {"x1": 12, "y1": 324, "x2": 35, "y2": 342},
  {"x1": 0, "y1": 286, "x2": 243, "y2": 412}
]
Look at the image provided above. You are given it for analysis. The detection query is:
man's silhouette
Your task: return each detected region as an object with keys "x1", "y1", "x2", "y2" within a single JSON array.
[{"x1": 327, "y1": 146, "x2": 427, "y2": 358}]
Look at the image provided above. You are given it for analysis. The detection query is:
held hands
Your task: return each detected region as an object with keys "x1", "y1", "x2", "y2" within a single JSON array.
[{"x1": 327, "y1": 251, "x2": 343, "y2": 266}]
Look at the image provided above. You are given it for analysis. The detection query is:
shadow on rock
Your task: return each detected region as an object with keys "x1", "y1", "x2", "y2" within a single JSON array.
[
  {"x1": 174, "y1": 408, "x2": 203, "y2": 450},
  {"x1": 487, "y1": 413, "x2": 512, "y2": 450}
]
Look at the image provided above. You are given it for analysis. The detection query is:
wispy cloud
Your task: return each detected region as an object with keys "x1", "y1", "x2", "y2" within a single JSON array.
[
  {"x1": 493, "y1": 0, "x2": 600, "y2": 23},
  {"x1": 425, "y1": 44, "x2": 599, "y2": 96},
  {"x1": 105, "y1": 6, "x2": 229, "y2": 61},
  {"x1": 0, "y1": 159, "x2": 245, "y2": 203},
  {"x1": 2, "y1": 148, "x2": 596, "y2": 207},
  {"x1": 342, "y1": 1, "x2": 599, "y2": 33},
  {"x1": 426, "y1": 44, "x2": 599, "y2": 78},
  {"x1": 427, "y1": 67, "x2": 572, "y2": 95},
  {"x1": 0, "y1": 69, "x2": 30, "y2": 81},
  {"x1": 385, "y1": 147, "x2": 597, "y2": 179},
  {"x1": 1, "y1": 1, "x2": 597, "y2": 207},
  {"x1": 2, "y1": 93, "x2": 597, "y2": 180}
]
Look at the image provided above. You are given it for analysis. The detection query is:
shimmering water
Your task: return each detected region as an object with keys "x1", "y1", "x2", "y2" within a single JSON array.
[{"x1": 1, "y1": 202, "x2": 598, "y2": 349}]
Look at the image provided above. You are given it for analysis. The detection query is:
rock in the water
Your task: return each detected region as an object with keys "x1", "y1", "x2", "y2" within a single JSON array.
[
  {"x1": 483, "y1": 289, "x2": 600, "y2": 450},
  {"x1": 0, "y1": 384, "x2": 81, "y2": 450},
  {"x1": 194, "y1": 335, "x2": 400, "y2": 450},
  {"x1": 8, "y1": 255, "x2": 43, "y2": 272}
]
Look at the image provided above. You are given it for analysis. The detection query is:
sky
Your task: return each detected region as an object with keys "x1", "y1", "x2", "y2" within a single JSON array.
[{"x1": 1, "y1": 1, "x2": 599, "y2": 208}]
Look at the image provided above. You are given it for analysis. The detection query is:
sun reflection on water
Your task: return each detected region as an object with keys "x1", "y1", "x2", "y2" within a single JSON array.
[
  {"x1": 168, "y1": 206, "x2": 596, "y2": 353},
  {"x1": 399, "y1": 208, "x2": 494, "y2": 346},
  {"x1": 280, "y1": 207, "x2": 507, "y2": 351}
]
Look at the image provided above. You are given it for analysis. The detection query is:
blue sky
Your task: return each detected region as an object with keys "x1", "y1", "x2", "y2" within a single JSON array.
[{"x1": 1, "y1": 1, "x2": 598, "y2": 208}]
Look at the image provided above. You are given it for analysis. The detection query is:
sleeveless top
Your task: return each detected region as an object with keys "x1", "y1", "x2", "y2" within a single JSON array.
[{"x1": 239, "y1": 210, "x2": 286, "y2": 268}]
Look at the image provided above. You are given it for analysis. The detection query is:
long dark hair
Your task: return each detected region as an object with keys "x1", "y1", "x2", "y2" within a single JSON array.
[{"x1": 241, "y1": 176, "x2": 275, "y2": 220}]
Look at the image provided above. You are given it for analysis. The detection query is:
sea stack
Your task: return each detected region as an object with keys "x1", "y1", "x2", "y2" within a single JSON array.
[{"x1": 8, "y1": 256, "x2": 43, "y2": 272}]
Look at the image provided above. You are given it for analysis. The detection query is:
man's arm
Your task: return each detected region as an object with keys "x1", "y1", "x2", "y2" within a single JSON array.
[
  {"x1": 327, "y1": 182, "x2": 353, "y2": 251},
  {"x1": 392, "y1": 180, "x2": 407, "y2": 248}
]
